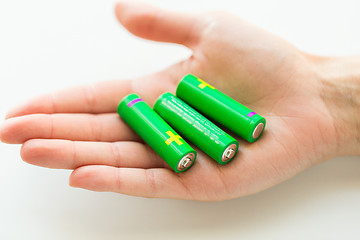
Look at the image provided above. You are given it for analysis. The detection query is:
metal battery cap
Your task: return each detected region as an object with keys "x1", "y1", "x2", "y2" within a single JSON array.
[
  {"x1": 177, "y1": 153, "x2": 195, "y2": 171},
  {"x1": 252, "y1": 122, "x2": 264, "y2": 139},
  {"x1": 221, "y1": 143, "x2": 237, "y2": 162}
]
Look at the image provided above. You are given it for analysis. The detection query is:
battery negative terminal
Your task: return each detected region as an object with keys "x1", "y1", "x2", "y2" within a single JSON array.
[{"x1": 252, "y1": 122, "x2": 264, "y2": 139}]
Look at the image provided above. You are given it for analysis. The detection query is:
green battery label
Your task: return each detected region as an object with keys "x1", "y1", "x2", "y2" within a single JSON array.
[
  {"x1": 154, "y1": 93, "x2": 238, "y2": 164},
  {"x1": 117, "y1": 93, "x2": 196, "y2": 172},
  {"x1": 176, "y1": 74, "x2": 266, "y2": 143}
]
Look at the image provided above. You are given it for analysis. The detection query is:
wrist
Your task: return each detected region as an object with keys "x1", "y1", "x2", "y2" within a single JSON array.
[{"x1": 312, "y1": 56, "x2": 360, "y2": 156}]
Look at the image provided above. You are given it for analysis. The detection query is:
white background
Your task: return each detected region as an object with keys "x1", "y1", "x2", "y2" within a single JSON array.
[{"x1": 1, "y1": 0, "x2": 360, "y2": 239}]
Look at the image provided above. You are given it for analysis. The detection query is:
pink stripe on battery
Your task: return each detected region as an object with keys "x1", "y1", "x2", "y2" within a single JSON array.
[
  {"x1": 127, "y1": 98, "x2": 143, "y2": 107},
  {"x1": 247, "y1": 111, "x2": 257, "y2": 118}
]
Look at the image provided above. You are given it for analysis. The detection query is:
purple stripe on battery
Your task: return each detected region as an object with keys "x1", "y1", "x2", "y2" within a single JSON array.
[
  {"x1": 127, "y1": 98, "x2": 143, "y2": 107},
  {"x1": 247, "y1": 111, "x2": 257, "y2": 118}
]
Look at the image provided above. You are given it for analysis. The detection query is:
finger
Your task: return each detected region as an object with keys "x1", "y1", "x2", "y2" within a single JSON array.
[
  {"x1": 115, "y1": 1, "x2": 205, "y2": 48},
  {"x1": 21, "y1": 139, "x2": 167, "y2": 169},
  {"x1": 5, "y1": 68, "x2": 188, "y2": 119},
  {"x1": 69, "y1": 165, "x2": 193, "y2": 199},
  {"x1": 0, "y1": 113, "x2": 139, "y2": 144},
  {"x1": 5, "y1": 80, "x2": 132, "y2": 119}
]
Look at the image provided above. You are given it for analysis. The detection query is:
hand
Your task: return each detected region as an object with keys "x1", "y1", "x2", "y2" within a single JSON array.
[{"x1": 1, "y1": 1, "x2": 358, "y2": 201}]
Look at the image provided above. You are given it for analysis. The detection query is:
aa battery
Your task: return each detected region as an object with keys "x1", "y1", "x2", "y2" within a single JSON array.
[
  {"x1": 117, "y1": 93, "x2": 196, "y2": 173},
  {"x1": 154, "y1": 92, "x2": 238, "y2": 164},
  {"x1": 176, "y1": 74, "x2": 266, "y2": 143}
]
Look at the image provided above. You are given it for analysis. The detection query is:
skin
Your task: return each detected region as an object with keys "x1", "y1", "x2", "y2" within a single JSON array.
[{"x1": 0, "y1": 2, "x2": 359, "y2": 201}]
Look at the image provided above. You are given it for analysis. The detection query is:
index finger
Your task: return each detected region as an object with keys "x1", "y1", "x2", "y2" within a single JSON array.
[{"x1": 5, "y1": 80, "x2": 132, "y2": 119}]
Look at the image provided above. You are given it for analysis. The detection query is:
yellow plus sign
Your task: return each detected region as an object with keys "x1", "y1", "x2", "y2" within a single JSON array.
[
  {"x1": 165, "y1": 131, "x2": 183, "y2": 145},
  {"x1": 197, "y1": 78, "x2": 215, "y2": 89}
]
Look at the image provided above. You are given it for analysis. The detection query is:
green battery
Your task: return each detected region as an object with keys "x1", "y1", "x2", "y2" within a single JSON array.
[
  {"x1": 117, "y1": 93, "x2": 196, "y2": 173},
  {"x1": 154, "y1": 93, "x2": 238, "y2": 164},
  {"x1": 176, "y1": 74, "x2": 266, "y2": 143}
]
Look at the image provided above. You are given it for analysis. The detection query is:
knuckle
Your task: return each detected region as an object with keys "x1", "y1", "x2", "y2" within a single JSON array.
[{"x1": 145, "y1": 169, "x2": 158, "y2": 197}]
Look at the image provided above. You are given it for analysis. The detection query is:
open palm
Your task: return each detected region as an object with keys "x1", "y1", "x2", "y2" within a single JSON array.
[{"x1": 0, "y1": 2, "x2": 339, "y2": 200}]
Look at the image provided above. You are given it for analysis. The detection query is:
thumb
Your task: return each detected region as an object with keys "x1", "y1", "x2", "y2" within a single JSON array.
[{"x1": 115, "y1": 1, "x2": 204, "y2": 48}]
